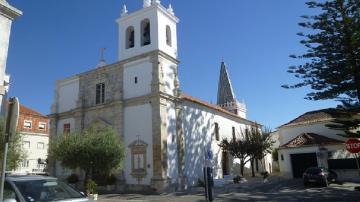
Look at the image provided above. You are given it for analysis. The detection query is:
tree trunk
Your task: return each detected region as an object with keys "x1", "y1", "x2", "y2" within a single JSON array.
[
  {"x1": 251, "y1": 158, "x2": 255, "y2": 177},
  {"x1": 240, "y1": 161, "x2": 244, "y2": 176}
]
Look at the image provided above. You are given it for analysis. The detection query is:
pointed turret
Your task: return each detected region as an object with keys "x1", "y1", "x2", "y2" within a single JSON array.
[
  {"x1": 143, "y1": 0, "x2": 151, "y2": 8},
  {"x1": 217, "y1": 61, "x2": 236, "y2": 105},
  {"x1": 217, "y1": 61, "x2": 247, "y2": 118},
  {"x1": 121, "y1": 4, "x2": 128, "y2": 17}
]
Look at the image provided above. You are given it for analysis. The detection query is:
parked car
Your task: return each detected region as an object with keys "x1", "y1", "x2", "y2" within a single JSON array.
[
  {"x1": 3, "y1": 175, "x2": 94, "y2": 202},
  {"x1": 302, "y1": 167, "x2": 337, "y2": 187}
]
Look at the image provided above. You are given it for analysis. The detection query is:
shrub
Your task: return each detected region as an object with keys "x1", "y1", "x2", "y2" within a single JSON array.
[
  {"x1": 86, "y1": 180, "x2": 97, "y2": 194},
  {"x1": 66, "y1": 173, "x2": 79, "y2": 184}
]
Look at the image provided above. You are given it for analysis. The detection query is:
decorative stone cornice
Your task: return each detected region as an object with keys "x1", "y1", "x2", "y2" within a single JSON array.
[
  {"x1": 0, "y1": 0, "x2": 22, "y2": 20},
  {"x1": 48, "y1": 99, "x2": 123, "y2": 118}
]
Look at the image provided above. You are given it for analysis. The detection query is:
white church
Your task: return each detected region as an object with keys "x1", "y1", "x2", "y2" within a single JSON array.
[{"x1": 49, "y1": 0, "x2": 264, "y2": 192}]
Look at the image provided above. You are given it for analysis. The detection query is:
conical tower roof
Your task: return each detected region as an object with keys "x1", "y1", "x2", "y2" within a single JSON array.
[{"x1": 217, "y1": 61, "x2": 236, "y2": 105}]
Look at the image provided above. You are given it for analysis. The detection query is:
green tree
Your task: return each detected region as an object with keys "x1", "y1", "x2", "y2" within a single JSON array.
[
  {"x1": 249, "y1": 127, "x2": 274, "y2": 176},
  {"x1": 219, "y1": 130, "x2": 251, "y2": 176},
  {"x1": 283, "y1": 0, "x2": 360, "y2": 103},
  {"x1": 241, "y1": 126, "x2": 273, "y2": 177},
  {"x1": 0, "y1": 119, "x2": 26, "y2": 170},
  {"x1": 49, "y1": 125, "x2": 125, "y2": 182},
  {"x1": 326, "y1": 102, "x2": 360, "y2": 137},
  {"x1": 219, "y1": 125, "x2": 274, "y2": 176}
]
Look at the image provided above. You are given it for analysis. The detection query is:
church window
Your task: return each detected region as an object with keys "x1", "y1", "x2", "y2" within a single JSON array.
[
  {"x1": 63, "y1": 123, "x2": 70, "y2": 134},
  {"x1": 134, "y1": 77, "x2": 138, "y2": 84},
  {"x1": 126, "y1": 26, "x2": 135, "y2": 49},
  {"x1": 215, "y1": 122, "x2": 219, "y2": 141},
  {"x1": 141, "y1": 19, "x2": 151, "y2": 46},
  {"x1": 96, "y1": 83, "x2": 105, "y2": 104},
  {"x1": 232, "y1": 127, "x2": 236, "y2": 140},
  {"x1": 166, "y1": 25, "x2": 172, "y2": 47}
]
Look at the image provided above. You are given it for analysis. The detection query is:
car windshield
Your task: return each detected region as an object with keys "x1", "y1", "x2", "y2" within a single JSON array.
[
  {"x1": 306, "y1": 168, "x2": 322, "y2": 174},
  {"x1": 13, "y1": 179, "x2": 84, "y2": 202}
]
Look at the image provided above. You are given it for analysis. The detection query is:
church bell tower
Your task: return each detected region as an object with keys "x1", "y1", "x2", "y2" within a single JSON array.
[{"x1": 116, "y1": 0, "x2": 180, "y2": 192}]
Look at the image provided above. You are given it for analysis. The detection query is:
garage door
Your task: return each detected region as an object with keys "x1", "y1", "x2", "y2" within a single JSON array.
[{"x1": 290, "y1": 153, "x2": 317, "y2": 178}]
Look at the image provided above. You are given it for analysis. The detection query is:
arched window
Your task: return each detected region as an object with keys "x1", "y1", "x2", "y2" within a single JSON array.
[
  {"x1": 126, "y1": 26, "x2": 135, "y2": 49},
  {"x1": 141, "y1": 19, "x2": 151, "y2": 46},
  {"x1": 166, "y1": 25, "x2": 172, "y2": 47}
]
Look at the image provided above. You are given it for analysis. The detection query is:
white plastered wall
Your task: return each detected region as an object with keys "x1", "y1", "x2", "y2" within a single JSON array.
[
  {"x1": 278, "y1": 122, "x2": 346, "y2": 146},
  {"x1": 124, "y1": 104, "x2": 153, "y2": 185},
  {"x1": 57, "y1": 78, "x2": 79, "y2": 113},
  {"x1": 166, "y1": 102, "x2": 178, "y2": 182},
  {"x1": 182, "y1": 101, "x2": 251, "y2": 186},
  {"x1": 123, "y1": 58, "x2": 152, "y2": 99},
  {"x1": 278, "y1": 144, "x2": 345, "y2": 178},
  {"x1": 15, "y1": 133, "x2": 49, "y2": 174},
  {"x1": 161, "y1": 59, "x2": 176, "y2": 96}
]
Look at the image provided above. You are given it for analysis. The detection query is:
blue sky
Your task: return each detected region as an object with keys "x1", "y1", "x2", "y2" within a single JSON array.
[{"x1": 6, "y1": 0, "x2": 337, "y2": 129}]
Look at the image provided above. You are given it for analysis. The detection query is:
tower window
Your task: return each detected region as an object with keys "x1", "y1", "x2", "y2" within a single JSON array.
[
  {"x1": 126, "y1": 26, "x2": 135, "y2": 49},
  {"x1": 141, "y1": 19, "x2": 151, "y2": 46},
  {"x1": 215, "y1": 122, "x2": 219, "y2": 141},
  {"x1": 96, "y1": 83, "x2": 105, "y2": 104},
  {"x1": 134, "y1": 77, "x2": 138, "y2": 84},
  {"x1": 166, "y1": 25, "x2": 172, "y2": 47},
  {"x1": 232, "y1": 127, "x2": 236, "y2": 140}
]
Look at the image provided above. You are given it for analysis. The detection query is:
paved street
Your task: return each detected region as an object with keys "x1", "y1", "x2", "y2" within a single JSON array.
[{"x1": 99, "y1": 177, "x2": 360, "y2": 202}]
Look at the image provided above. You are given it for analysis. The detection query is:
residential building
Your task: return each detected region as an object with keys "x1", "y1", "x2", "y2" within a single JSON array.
[
  {"x1": 277, "y1": 108, "x2": 359, "y2": 181},
  {"x1": 0, "y1": 0, "x2": 22, "y2": 115},
  {"x1": 13, "y1": 104, "x2": 49, "y2": 174},
  {"x1": 49, "y1": 0, "x2": 266, "y2": 192}
]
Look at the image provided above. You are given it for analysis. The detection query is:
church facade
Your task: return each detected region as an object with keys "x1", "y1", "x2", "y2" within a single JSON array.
[{"x1": 49, "y1": 0, "x2": 259, "y2": 192}]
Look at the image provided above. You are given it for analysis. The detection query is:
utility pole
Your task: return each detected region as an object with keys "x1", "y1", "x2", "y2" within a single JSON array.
[{"x1": 0, "y1": 97, "x2": 19, "y2": 202}]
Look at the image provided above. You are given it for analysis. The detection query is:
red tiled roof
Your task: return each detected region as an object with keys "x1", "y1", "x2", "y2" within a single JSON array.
[
  {"x1": 180, "y1": 93, "x2": 259, "y2": 125},
  {"x1": 279, "y1": 108, "x2": 352, "y2": 128},
  {"x1": 280, "y1": 133, "x2": 344, "y2": 149},
  {"x1": 19, "y1": 104, "x2": 47, "y2": 118}
]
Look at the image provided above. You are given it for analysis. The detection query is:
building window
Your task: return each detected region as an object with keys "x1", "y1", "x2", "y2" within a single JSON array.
[
  {"x1": 134, "y1": 77, "x2": 138, "y2": 84},
  {"x1": 281, "y1": 154, "x2": 284, "y2": 161},
  {"x1": 126, "y1": 26, "x2": 135, "y2": 49},
  {"x1": 21, "y1": 159, "x2": 29, "y2": 168},
  {"x1": 38, "y1": 122, "x2": 46, "y2": 130},
  {"x1": 24, "y1": 120, "x2": 32, "y2": 129},
  {"x1": 23, "y1": 141, "x2": 30, "y2": 149},
  {"x1": 214, "y1": 122, "x2": 219, "y2": 141},
  {"x1": 141, "y1": 19, "x2": 151, "y2": 46},
  {"x1": 37, "y1": 142, "x2": 44, "y2": 149},
  {"x1": 63, "y1": 123, "x2": 71, "y2": 134},
  {"x1": 232, "y1": 127, "x2": 236, "y2": 140},
  {"x1": 96, "y1": 83, "x2": 105, "y2": 104},
  {"x1": 166, "y1": 25, "x2": 172, "y2": 47}
]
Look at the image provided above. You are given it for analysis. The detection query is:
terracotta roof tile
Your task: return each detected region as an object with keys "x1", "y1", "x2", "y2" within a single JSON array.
[
  {"x1": 19, "y1": 104, "x2": 47, "y2": 118},
  {"x1": 279, "y1": 108, "x2": 352, "y2": 128},
  {"x1": 280, "y1": 133, "x2": 344, "y2": 149},
  {"x1": 180, "y1": 93, "x2": 259, "y2": 125}
]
